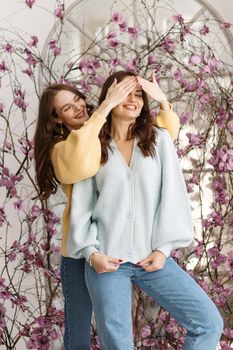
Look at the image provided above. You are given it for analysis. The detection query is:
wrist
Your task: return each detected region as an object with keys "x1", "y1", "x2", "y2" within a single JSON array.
[
  {"x1": 95, "y1": 99, "x2": 112, "y2": 118},
  {"x1": 159, "y1": 99, "x2": 170, "y2": 111},
  {"x1": 89, "y1": 251, "x2": 100, "y2": 267}
]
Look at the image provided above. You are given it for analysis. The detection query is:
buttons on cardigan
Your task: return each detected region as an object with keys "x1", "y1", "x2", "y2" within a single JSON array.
[
  {"x1": 127, "y1": 171, "x2": 131, "y2": 179},
  {"x1": 126, "y1": 250, "x2": 132, "y2": 257},
  {"x1": 126, "y1": 211, "x2": 133, "y2": 219}
]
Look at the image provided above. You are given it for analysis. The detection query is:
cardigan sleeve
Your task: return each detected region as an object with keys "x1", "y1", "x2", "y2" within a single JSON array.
[
  {"x1": 50, "y1": 112, "x2": 106, "y2": 184},
  {"x1": 152, "y1": 129, "x2": 194, "y2": 257},
  {"x1": 67, "y1": 177, "x2": 100, "y2": 261},
  {"x1": 155, "y1": 104, "x2": 180, "y2": 141}
]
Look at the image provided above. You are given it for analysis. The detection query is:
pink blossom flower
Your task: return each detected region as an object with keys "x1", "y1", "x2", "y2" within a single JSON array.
[
  {"x1": 0, "y1": 61, "x2": 7, "y2": 72},
  {"x1": 25, "y1": 52, "x2": 38, "y2": 67},
  {"x1": 227, "y1": 251, "x2": 233, "y2": 269},
  {"x1": 22, "y1": 66, "x2": 34, "y2": 78},
  {"x1": 198, "y1": 92, "x2": 212, "y2": 104},
  {"x1": 212, "y1": 178, "x2": 225, "y2": 191},
  {"x1": 189, "y1": 54, "x2": 202, "y2": 65},
  {"x1": 31, "y1": 204, "x2": 41, "y2": 217},
  {"x1": 173, "y1": 68, "x2": 182, "y2": 81},
  {"x1": 54, "y1": 5, "x2": 64, "y2": 20},
  {"x1": 4, "y1": 43, "x2": 14, "y2": 53},
  {"x1": 128, "y1": 26, "x2": 140, "y2": 40},
  {"x1": 180, "y1": 111, "x2": 192, "y2": 124},
  {"x1": 111, "y1": 12, "x2": 123, "y2": 23},
  {"x1": 199, "y1": 25, "x2": 209, "y2": 35},
  {"x1": 184, "y1": 81, "x2": 197, "y2": 92},
  {"x1": 223, "y1": 328, "x2": 233, "y2": 339},
  {"x1": 53, "y1": 47, "x2": 61, "y2": 56},
  {"x1": 171, "y1": 15, "x2": 184, "y2": 24},
  {"x1": 177, "y1": 148, "x2": 184, "y2": 158},
  {"x1": 147, "y1": 54, "x2": 158, "y2": 65},
  {"x1": 220, "y1": 22, "x2": 231, "y2": 29},
  {"x1": 109, "y1": 57, "x2": 120, "y2": 68},
  {"x1": 211, "y1": 211, "x2": 224, "y2": 227},
  {"x1": 25, "y1": 0, "x2": 35, "y2": 8},
  {"x1": 211, "y1": 254, "x2": 227, "y2": 269},
  {"x1": 215, "y1": 190, "x2": 229, "y2": 205},
  {"x1": 79, "y1": 58, "x2": 100, "y2": 75},
  {"x1": 119, "y1": 21, "x2": 127, "y2": 32},
  {"x1": 27, "y1": 35, "x2": 38, "y2": 47},
  {"x1": 208, "y1": 57, "x2": 218, "y2": 70},
  {"x1": 80, "y1": 80, "x2": 91, "y2": 94},
  {"x1": 208, "y1": 246, "x2": 220, "y2": 257},
  {"x1": 0, "y1": 277, "x2": 5, "y2": 287},
  {"x1": 142, "y1": 338, "x2": 158, "y2": 346},
  {"x1": 108, "y1": 39, "x2": 119, "y2": 48},
  {"x1": 13, "y1": 199, "x2": 24, "y2": 210},
  {"x1": 107, "y1": 31, "x2": 117, "y2": 40},
  {"x1": 186, "y1": 132, "x2": 204, "y2": 146},
  {"x1": 14, "y1": 97, "x2": 27, "y2": 111},
  {"x1": 200, "y1": 65, "x2": 211, "y2": 75},
  {"x1": 220, "y1": 341, "x2": 233, "y2": 350},
  {"x1": 162, "y1": 37, "x2": 176, "y2": 53},
  {"x1": 125, "y1": 58, "x2": 139, "y2": 72},
  {"x1": 7, "y1": 251, "x2": 17, "y2": 261},
  {"x1": 194, "y1": 244, "x2": 204, "y2": 257},
  {"x1": 94, "y1": 75, "x2": 106, "y2": 85},
  {"x1": 209, "y1": 147, "x2": 233, "y2": 171},
  {"x1": 141, "y1": 325, "x2": 151, "y2": 338},
  {"x1": 49, "y1": 40, "x2": 61, "y2": 56}
]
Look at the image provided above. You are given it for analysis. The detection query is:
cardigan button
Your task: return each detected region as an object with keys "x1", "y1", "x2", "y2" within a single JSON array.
[
  {"x1": 126, "y1": 250, "x2": 132, "y2": 257},
  {"x1": 126, "y1": 211, "x2": 133, "y2": 219}
]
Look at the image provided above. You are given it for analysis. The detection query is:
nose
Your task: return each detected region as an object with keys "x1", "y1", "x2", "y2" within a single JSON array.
[{"x1": 73, "y1": 102, "x2": 81, "y2": 111}]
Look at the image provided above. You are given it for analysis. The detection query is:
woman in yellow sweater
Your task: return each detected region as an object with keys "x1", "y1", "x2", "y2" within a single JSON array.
[{"x1": 34, "y1": 75, "x2": 180, "y2": 350}]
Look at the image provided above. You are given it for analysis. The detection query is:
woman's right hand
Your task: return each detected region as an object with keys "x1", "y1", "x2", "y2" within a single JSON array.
[
  {"x1": 105, "y1": 77, "x2": 137, "y2": 108},
  {"x1": 90, "y1": 252, "x2": 122, "y2": 274}
]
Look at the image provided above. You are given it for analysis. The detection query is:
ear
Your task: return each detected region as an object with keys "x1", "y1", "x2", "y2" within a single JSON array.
[{"x1": 54, "y1": 116, "x2": 63, "y2": 125}]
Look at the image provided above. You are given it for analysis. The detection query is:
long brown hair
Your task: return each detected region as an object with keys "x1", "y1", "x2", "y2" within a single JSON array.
[
  {"x1": 98, "y1": 71, "x2": 157, "y2": 164},
  {"x1": 34, "y1": 83, "x2": 93, "y2": 200}
]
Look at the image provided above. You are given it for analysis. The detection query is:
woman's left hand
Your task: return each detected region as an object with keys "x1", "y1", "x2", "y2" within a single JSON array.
[
  {"x1": 137, "y1": 250, "x2": 167, "y2": 272},
  {"x1": 137, "y1": 72, "x2": 168, "y2": 104}
]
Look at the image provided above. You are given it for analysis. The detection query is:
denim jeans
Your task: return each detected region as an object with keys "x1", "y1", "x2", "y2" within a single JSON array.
[
  {"x1": 60, "y1": 256, "x2": 92, "y2": 350},
  {"x1": 85, "y1": 257, "x2": 223, "y2": 350}
]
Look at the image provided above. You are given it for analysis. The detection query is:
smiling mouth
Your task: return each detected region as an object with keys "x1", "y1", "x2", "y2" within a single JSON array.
[
  {"x1": 123, "y1": 104, "x2": 137, "y2": 111},
  {"x1": 74, "y1": 110, "x2": 85, "y2": 119}
]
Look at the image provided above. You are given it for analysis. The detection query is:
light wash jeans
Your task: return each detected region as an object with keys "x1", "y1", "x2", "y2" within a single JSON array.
[
  {"x1": 60, "y1": 256, "x2": 92, "y2": 350},
  {"x1": 85, "y1": 257, "x2": 223, "y2": 350}
]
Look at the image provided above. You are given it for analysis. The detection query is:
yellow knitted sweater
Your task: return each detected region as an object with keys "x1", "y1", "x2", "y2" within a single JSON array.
[{"x1": 50, "y1": 106, "x2": 180, "y2": 256}]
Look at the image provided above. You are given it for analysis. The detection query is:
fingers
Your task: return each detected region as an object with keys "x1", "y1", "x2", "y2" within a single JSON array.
[
  {"x1": 137, "y1": 257, "x2": 151, "y2": 267},
  {"x1": 108, "y1": 256, "x2": 122, "y2": 265},
  {"x1": 151, "y1": 70, "x2": 156, "y2": 83},
  {"x1": 117, "y1": 77, "x2": 137, "y2": 94},
  {"x1": 137, "y1": 253, "x2": 166, "y2": 272}
]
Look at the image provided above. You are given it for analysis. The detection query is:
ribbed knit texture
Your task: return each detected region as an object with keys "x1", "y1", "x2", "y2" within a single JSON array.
[
  {"x1": 68, "y1": 128, "x2": 194, "y2": 263},
  {"x1": 50, "y1": 106, "x2": 180, "y2": 257}
]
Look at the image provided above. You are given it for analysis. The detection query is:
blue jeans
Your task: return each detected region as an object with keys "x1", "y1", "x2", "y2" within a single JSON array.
[
  {"x1": 60, "y1": 257, "x2": 92, "y2": 350},
  {"x1": 85, "y1": 257, "x2": 223, "y2": 350}
]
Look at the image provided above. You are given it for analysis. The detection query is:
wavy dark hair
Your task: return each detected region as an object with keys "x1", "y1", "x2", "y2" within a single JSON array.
[
  {"x1": 98, "y1": 71, "x2": 157, "y2": 164},
  {"x1": 34, "y1": 83, "x2": 93, "y2": 200}
]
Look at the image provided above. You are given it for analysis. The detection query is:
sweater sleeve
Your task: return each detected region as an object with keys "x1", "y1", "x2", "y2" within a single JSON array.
[
  {"x1": 67, "y1": 177, "x2": 100, "y2": 261},
  {"x1": 50, "y1": 112, "x2": 106, "y2": 184},
  {"x1": 152, "y1": 129, "x2": 194, "y2": 257},
  {"x1": 155, "y1": 104, "x2": 180, "y2": 141}
]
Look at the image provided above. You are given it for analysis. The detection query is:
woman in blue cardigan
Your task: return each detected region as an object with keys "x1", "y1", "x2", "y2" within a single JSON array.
[{"x1": 69, "y1": 71, "x2": 223, "y2": 350}]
